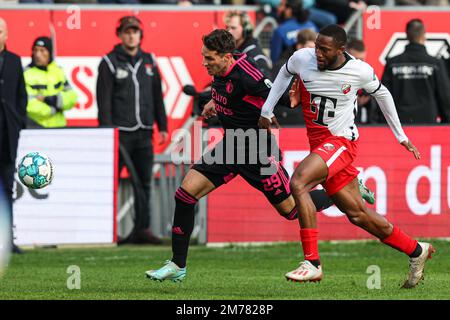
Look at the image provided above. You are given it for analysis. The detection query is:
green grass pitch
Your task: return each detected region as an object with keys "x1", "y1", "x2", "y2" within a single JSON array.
[{"x1": 0, "y1": 240, "x2": 448, "y2": 300}]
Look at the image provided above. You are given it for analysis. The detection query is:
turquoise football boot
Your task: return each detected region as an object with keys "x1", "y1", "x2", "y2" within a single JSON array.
[
  {"x1": 359, "y1": 179, "x2": 375, "y2": 205},
  {"x1": 146, "y1": 260, "x2": 186, "y2": 282}
]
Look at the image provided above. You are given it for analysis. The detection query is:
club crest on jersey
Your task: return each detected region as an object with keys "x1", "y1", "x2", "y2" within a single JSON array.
[
  {"x1": 145, "y1": 64, "x2": 154, "y2": 76},
  {"x1": 226, "y1": 80, "x2": 234, "y2": 93},
  {"x1": 323, "y1": 143, "x2": 335, "y2": 151},
  {"x1": 341, "y1": 84, "x2": 351, "y2": 94}
]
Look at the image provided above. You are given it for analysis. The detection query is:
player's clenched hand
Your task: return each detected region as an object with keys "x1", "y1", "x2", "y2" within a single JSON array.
[
  {"x1": 201, "y1": 99, "x2": 217, "y2": 119},
  {"x1": 289, "y1": 77, "x2": 301, "y2": 108},
  {"x1": 258, "y1": 116, "x2": 280, "y2": 134},
  {"x1": 401, "y1": 140, "x2": 421, "y2": 160}
]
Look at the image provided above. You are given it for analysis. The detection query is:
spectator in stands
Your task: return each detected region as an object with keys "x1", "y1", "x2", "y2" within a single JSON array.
[
  {"x1": 346, "y1": 39, "x2": 380, "y2": 124},
  {"x1": 0, "y1": 18, "x2": 27, "y2": 254},
  {"x1": 396, "y1": 0, "x2": 449, "y2": 5},
  {"x1": 316, "y1": 0, "x2": 386, "y2": 25},
  {"x1": 96, "y1": 16, "x2": 168, "y2": 244},
  {"x1": 19, "y1": 0, "x2": 54, "y2": 3},
  {"x1": 272, "y1": 29, "x2": 317, "y2": 126},
  {"x1": 224, "y1": 10, "x2": 272, "y2": 75},
  {"x1": 270, "y1": 0, "x2": 317, "y2": 64},
  {"x1": 24, "y1": 36, "x2": 77, "y2": 128},
  {"x1": 272, "y1": 28, "x2": 316, "y2": 76},
  {"x1": 257, "y1": 0, "x2": 336, "y2": 29},
  {"x1": 301, "y1": 0, "x2": 337, "y2": 29},
  {"x1": 381, "y1": 19, "x2": 450, "y2": 123}
]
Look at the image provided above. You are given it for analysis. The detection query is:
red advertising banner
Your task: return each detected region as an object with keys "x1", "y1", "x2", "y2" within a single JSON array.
[
  {"x1": 363, "y1": 10, "x2": 450, "y2": 78},
  {"x1": 207, "y1": 126, "x2": 450, "y2": 243},
  {"x1": 0, "y1": 8, "x2": 256, "y2": 153}
]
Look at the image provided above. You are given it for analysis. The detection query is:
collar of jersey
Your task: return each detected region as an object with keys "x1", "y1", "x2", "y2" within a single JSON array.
[{"x1": 222, "y1": 53, "x2": 247, "y2": 77}]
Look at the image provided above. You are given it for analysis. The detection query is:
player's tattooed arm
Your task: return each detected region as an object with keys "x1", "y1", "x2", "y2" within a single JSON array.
[{"x1": 201, "y1": 99, "x2": 217, "y2": 119}]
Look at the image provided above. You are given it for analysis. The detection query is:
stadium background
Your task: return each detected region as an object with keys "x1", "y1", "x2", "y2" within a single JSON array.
[{"x1": 3, "y1": 4, "x2": 450, "y2": 247}]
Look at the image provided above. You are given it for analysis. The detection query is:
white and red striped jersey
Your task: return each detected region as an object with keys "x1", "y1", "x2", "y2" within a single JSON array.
[{"x1": 261, "y1": 48, "x2": 408, "y2": 148}]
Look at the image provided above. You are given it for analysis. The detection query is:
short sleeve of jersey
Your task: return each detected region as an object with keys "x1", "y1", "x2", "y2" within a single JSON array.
[{"x1": 359, "y1": 61, "x2": 381, "y2": 94}]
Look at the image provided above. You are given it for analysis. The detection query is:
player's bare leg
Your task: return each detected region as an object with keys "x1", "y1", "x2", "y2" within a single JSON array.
[
  {"x1": 331, "y1": 179, "x2": 392, "y2": 238},
  {"x1": 146, "y1": 169, "x2": 216, "y2": 282},
  {"x1": 274, "y1": 190, "x2": 335, "y2": 221},
  {"x1": 180, "y1": 169, "x2": 216, "y2": 199},
  {"x1": 331, "y1": 178, "x2": 435, "y2": 288},
  {"x1": 284, "y1": 153, "x2": 328, "y2": 282}
]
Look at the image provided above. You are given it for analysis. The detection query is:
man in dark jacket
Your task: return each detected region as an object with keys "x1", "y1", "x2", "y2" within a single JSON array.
[
  {"x1": 96, "y1": 16, "x2": 168, "y2": 244},
  {"x1": 381, "y1": 19, "x2": 450, "y2": 123},
  {"x1": 224, "y1": 10, "x2": 272, "y2": 75},
  {"x1": 0, "y1": 18, "x2": 28, "y2": 254}
]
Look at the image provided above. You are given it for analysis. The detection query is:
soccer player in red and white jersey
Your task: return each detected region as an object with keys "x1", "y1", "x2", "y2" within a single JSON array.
[{"x1": 258, "y1": 24, "x2": 435, "y2": 288}]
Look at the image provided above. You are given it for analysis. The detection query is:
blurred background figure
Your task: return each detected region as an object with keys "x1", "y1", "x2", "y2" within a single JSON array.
[
  {"x1": 0, "y1": 18, "x2": 27, "y2": 254},
  {"x1": 346, "y1": 38, "x2": 380, "y2": 124},
  {"x1": 257, "y1": 0, "x2": 336, "y2": 29},
  {"x1": 381, "y1": 19, "x2": 450, "y2": 124},
  {"x1": 24, "y1": 36, "x2": 77, "y2": 128},
  {"x1": 272, "y1": 29, "x2": 317, "y2": 126},
  {"x1": 224, "y1": 10, "x2": 272, "y2": 75},
  {"x1": 270, "y1": 0, "x2": 318, "y2": 64},
  {"x1": 395, "y1": 0, "x2": 449, "y2": 5},
  {"x1": 96, "y1": 16, "x2": 168, "y2": 244},
  {"x1": 0, "y1": 179, "x2": 12, "y2": 276},
  {"x1": 272, "y1": 28, "x2": 316, "y2": 76},
  {"x1": 315, "y1": 0, "x2": 385, "y2": 25}
]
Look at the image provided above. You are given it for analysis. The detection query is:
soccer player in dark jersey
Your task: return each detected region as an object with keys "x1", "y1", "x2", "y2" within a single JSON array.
[{"x1": 145, "y1": 29, "x2": 372, "y2": 282}]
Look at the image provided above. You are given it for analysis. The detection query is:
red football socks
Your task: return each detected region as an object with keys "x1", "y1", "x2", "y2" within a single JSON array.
[
  {"x1": 381, "y1": 225, "x2": 418, "y2": 256},
  {"x1": 300, "y1": 228, "x2": 320, "y2": 261}
]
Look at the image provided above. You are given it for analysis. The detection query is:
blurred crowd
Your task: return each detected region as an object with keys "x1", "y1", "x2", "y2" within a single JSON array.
[{"x1": 8, "y1": 0, "x2": 450, "y2": 7}]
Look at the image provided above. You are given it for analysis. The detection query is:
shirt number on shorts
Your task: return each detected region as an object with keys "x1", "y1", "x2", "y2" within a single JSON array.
[{"x1": 262, "y1": 174, "x2": 282, "y2": 191}]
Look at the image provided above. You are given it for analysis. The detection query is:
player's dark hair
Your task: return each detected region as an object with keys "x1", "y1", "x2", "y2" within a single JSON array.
[
  {"x1": 346, "y1": 39, "x2": 366, "y2": 52},
  {"x1": 286, "y1": 0, "x2": 309, "y2": 24},
  {"x1": 406, "y1": 19, "x2": 425, "y2": 43},
  {"x1": 319, "y1": 24, "x2": 347, "y2": 48},
  {"x1": 202, "y1": 29, "x2": 236, "y2": 55}
]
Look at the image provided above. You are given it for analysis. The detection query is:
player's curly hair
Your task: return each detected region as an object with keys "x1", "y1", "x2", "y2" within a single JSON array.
[
  {"x1": 202, "y1": 29, "x2": 236, "y2": 55},
  {"x1": 319, "y1": 24, "x2": 347, "y2": 48}
]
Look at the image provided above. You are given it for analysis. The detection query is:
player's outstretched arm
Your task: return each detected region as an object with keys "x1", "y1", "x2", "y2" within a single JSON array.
[
  {"x1": 260, "y1": 63, "x2": 294, "y2": 120},
  {"x1": 258, "y1": 115, "x2": 280, "y2": 134},
  {"x1": 371, "y1": 84, "x2": 421, "y2": 160},
  {"x1": 401, "y1": 140, "x2": 421, "y2": 160}
]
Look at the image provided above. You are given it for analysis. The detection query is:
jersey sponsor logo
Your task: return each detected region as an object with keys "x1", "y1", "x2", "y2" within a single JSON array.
[
  {"x1": 341, "y1": 84, "x2": 351, "y2": 94},
  {"x1": 212, "y1": 88, "x2": 228, "y2": 105},
  {"x1": 214, "y1": 103, "x2": 234, "y2": 116},
  {"x1": 310, "y1": 94, "x2": 338, "y2": 127},
  {"x1": 226, "y1": 80, "x2": 234, "y2": 93},
  {"x1": 323, "y1": 143, "x2": 335, "y2": 151}
]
